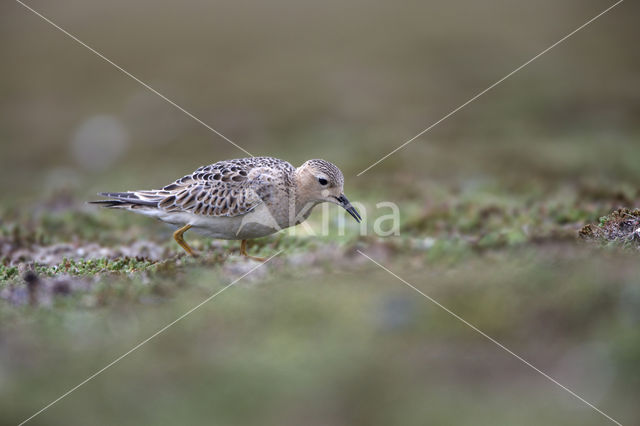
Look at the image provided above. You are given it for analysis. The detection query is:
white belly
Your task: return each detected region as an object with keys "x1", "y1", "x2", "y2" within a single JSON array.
[{"x1": 155, "y1": 203, "x2": 287, "y2": 240}]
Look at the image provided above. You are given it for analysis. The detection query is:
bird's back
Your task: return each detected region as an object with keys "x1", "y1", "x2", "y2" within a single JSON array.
[{"x1": 91, "y1": 157, "x2": 295, "y2": 219}]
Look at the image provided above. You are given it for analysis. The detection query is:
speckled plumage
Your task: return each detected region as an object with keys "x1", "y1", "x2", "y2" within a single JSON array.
[
  {"x1": 109, "y1": 157, "x2": 295, "y2": 218},
  {"x1": 91, "y1": 157, "x2": 361, "y2": 251}
]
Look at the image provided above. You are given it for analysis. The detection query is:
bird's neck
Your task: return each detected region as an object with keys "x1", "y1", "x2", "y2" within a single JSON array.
[{"x1": 291, "y1": 171, "x2": 320, "y2": 223}]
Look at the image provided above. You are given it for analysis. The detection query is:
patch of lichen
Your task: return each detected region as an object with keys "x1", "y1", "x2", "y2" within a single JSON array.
[{"x1": 579, "y1": 208, "x2": 640, "y2": 247}]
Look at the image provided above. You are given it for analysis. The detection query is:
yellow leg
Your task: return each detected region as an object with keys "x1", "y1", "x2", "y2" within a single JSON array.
[
  {"x1": 240, "y1": 239, "x2": 266, "y2": 262},
  {"x1": 173, "y1": 224, "x2": 196, "y2": 256}
]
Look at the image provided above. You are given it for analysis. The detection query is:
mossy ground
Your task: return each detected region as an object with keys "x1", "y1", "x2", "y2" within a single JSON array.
[
  {"x1": 580, "y1": 208, "x2": 640, "y2": 248},
  {"x1": 2, "y1": 180, "x2": 640, "y2": 425}
]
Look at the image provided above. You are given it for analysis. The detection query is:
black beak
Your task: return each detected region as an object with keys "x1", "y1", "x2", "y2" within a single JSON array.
[{"x1": 334, "y1": 194, "x2": 362, "y2": 223}]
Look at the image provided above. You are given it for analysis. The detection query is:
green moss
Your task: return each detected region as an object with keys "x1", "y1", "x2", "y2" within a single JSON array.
[
  {"x1": 0, "y1": 265, "x2": 19, "y2": 282},
  {"x1": 425, "y1": 238, "x2": 471, "y2": 264}
]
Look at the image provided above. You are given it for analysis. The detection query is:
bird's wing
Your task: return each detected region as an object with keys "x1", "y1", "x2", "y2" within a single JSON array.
[{"x1": 134, "y1": 161, "x2": 283, "y2": 217}]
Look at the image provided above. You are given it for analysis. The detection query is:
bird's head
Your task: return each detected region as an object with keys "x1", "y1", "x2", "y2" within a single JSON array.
[{"x1": 295, "y1": 159, "x2": 361, "y2": 222}]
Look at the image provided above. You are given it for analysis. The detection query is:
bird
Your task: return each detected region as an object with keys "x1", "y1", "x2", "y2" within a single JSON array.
[{"x1": 90, "y1": 157, "x2": 362, "y2": 261}]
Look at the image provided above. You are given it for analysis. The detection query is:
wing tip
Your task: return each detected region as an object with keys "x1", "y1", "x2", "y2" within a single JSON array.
[
  {"x1": 90, "y1": 191, "x2": 159, "y2": 208},
  {"x1": 88, "y1": 200, "x2": 124, "y2": 208}
]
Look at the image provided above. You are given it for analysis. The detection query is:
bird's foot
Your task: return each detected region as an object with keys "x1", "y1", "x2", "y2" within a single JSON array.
[
  {"x1": 173, "y1": 224, "x2": 199, "y2": 257},
  {"x1": 240, "y1": 240, "x2": 267, "y2": 262}
]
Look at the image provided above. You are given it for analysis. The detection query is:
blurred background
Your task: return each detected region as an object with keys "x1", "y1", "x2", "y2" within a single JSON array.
[
  {"x1": 2, "y1": 0, "x2": 639, "y2": 197},
  {"x1": 1, "y1": 0, "x2": 640, "y2": 424}
]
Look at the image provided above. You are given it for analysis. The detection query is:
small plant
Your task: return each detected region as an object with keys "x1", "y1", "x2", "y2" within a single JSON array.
[{"x1": 579, "y1": 208, "x2": 640, "y2": 247}]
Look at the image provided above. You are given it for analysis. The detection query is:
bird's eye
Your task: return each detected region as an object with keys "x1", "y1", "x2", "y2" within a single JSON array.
[{"x1": 318, "y1": 178, "x2": 328, "y2": 186}]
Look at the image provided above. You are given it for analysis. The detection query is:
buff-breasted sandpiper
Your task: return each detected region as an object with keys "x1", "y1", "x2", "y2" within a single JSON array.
[{"x1": 91, "y1": 157, "x2": 361, "y2": 260}]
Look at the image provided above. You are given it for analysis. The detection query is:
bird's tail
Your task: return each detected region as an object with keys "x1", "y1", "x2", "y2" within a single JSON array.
[{"x1": 89, "y1": 192, "x2": 161, "y2": 210}]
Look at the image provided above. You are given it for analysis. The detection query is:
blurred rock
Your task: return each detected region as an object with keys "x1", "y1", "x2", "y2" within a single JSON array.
[
  {"x1": 70, "y1": 115, "x2": 129, "y2": 172},
  {"x1": 5, "y1": 240, "x2": 169, "y2": 266},
  {"x1": 223, "y1": 260, "x2": 269, "y2": 285},
  {"x1": 0, "y1": 272, "x2": 90, "y2": 307}
]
